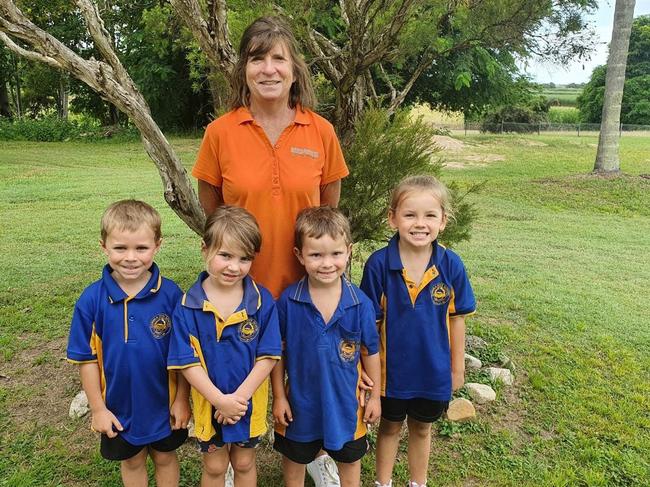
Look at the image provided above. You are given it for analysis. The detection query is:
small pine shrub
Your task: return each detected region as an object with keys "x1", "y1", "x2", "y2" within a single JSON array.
[{"x1": 340, "y1": 107, "x2": 477, "y2": 247}]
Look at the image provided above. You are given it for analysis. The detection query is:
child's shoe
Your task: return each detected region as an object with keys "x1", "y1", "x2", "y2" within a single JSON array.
[
  {"x1": 306, "y1": 454, "x2": 341, "y2": 487},
  {"x1": 407, "y1": 481, "x2": 426, "y2": 487},
  {"x1": 375, "y1": 481, "x2": 392, "y2": 487}
]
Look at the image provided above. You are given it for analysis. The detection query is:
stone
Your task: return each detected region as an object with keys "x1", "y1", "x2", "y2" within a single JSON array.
[
  {"x1": 465, "y1": 383, "x2": 496, "y2": 404},
  {"x1": 499, "y1": 354, "x2": 516, "y2": 373},
  {"x1": 69, "y1": 390, "x2": 89, "y2": 419},
  {"x1": 464, "y1": 353, "x2": 482, "y2": 370},
  {"x1": 465, "y1": 335, "x2": 487, "y2": 350},
  {"x1": 187, "y1": 418, "x2": 195, "y2": 438},
  {"x1": 446, "y1": 398, "x2": 476, "y2": 422},
  {"x1": 486, "y1": 367, "x2": 514, "y2": 386}
]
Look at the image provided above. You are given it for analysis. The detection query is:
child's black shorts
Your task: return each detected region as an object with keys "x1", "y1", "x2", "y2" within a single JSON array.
[
  {"x1": 380, "y1": 397, "x2": 448, "y2": 423},
  {"x1": 273, "y1": 432, "x2": 368, "y2": 464},
  {"x1": 100, "y1": 428, "x2": 188, "y2": 461}
]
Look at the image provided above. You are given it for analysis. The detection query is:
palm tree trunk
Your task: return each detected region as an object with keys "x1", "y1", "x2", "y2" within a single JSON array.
[{"x1": 593, "y1": 0, "x2": 636, "y2": 174}]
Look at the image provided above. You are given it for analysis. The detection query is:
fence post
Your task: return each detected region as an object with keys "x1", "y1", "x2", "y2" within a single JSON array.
[
  {"x1": 577, "y1": 123, "x2": 580, "y2": 137},
  {"x1": 464, "y1": 120, "x2": 467, "y2": 137},
  {"x1": 619, "y1": 123, "x2": 622, "y2": 137},
  {"x1": 500, "y1": 120, "x2": 504, "y2": 134},
  {"x1": 537, "y1": 122, "x2": 540, "y2": 135}
]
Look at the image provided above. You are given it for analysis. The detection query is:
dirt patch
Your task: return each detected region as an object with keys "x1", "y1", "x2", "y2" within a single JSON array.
[
  {"x1": 432, "y1": 135, "x2": 465, "y2": 151},
  {"x1": 520, "y1": 140, "x2": 547, "y2": 147}
]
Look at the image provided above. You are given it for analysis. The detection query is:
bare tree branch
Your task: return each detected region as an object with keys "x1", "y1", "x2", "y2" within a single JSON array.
[{"x1": 0, "y1": 30, "x2": 62, "y2": 69}]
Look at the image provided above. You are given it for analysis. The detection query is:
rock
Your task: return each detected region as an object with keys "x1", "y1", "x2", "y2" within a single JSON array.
[
  {"x1": 486, "y1": 367, "x2": 514, "y2": 386},
  {"x1": 465, "y1": 383, "x2": 496, "y2": 404},
  {"x1": 465, "y1": 335, "x2": 487, "y2": 350},
  {"x1": 499, "y1": 354, "x2": 516, "y2": 373},
  {"x1": 69, "y1": 391, "x2": 89, "y2": 419},
  {"x1": 187, "y1": 418, "x2": 195, "y2": 438},
  {"x1": 446, "y1": 398, "x2": 476, "y2": 422},
  {"x1": 464, "y1": 353, "x2": 482, "y2": 370}
]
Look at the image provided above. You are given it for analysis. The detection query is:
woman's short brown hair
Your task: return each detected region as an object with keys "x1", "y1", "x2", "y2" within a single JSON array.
[{"x1": 230, "y1": 16, "x2": 316, "y2": 110}]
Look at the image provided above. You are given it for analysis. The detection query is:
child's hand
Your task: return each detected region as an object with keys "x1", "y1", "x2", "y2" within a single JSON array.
[
  {"x1": 452, "y1": 369, "x2": 465, "y2": 391},
  {"x1": 358, "y1": 370, "x2": 374, "y2": 408},
  {"x1": 363, "y1": 395, "x2": 381, "y2": 424},
  {"x1": 214, "y1": 393, "x2": 248, "y2": 423},
  {"x1": 91, "y1": 407, "x2": 123, "y2": 438},
  {"x1": 272, "y1": 396, "x2": 293, "y2": 427},
  {"x1": 170, "y1": 396, "x2": 192, "y2": 430}
]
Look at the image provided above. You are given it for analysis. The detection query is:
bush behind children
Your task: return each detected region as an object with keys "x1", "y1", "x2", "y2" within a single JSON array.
[{"x1": 67, "y1": 173, "x2": 475, "y2": 487}]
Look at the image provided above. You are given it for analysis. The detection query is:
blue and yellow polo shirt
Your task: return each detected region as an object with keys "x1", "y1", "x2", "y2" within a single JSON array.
[
  {"x1": 360, "y1": 235, "x2": 476, "y2": 401},
  {"x1": 275, "y1": 277, "x2": 379, "y2": 451},
  {"x1": 167, "y1": 272, "x2": 281, "y2": 443},
  {"x1": 66, "y1": 263, "x2": 183, "y2": 446}
]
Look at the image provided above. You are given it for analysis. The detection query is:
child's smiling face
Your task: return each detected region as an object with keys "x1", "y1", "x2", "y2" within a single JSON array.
[
  {"x1": 101, "y1": 226, "x2": 160, "y2": 287},
  {"x1": 388, "y1": 190, "x2": 447, "y2": 250},
  {"x1": 294, "y1": 233, "x2": 351, "y2": 288}
]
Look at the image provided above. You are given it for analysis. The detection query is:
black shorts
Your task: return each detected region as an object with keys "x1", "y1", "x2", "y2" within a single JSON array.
[
  {"x1": 380, "y1": 397, "x2": 448, "y2": 423},
  {"x1": 273, "y1": 432, "x2": 368, "y2": 464},
  {"x1": 100, "y1": 428, "x2": 188, "y2": 461}
]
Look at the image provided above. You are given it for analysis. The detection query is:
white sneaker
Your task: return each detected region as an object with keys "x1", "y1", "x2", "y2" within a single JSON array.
[
  {"x1": 306, "y1": 454, "x2": 341, "y2": 487},
  {"x1": 225, "y1": 463, "x2": 234, "y2": 487},
  {"x1": 375, "y1": 481, "x2": 392, "y2": 487},
  {"x1": 407, "y1": 482, "x2": 426, "y2": 487}
]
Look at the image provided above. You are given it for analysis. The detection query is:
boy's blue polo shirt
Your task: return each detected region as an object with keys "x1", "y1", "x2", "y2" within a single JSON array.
[
  {"x1": 67, "y1": 263, "x2": 183, "y2": 446},
  {"x1": 360, "y1": 234, "x2": 476, "y2": 401},
  {"x1": 167, "y1": 272, "x2": 281, "y2": 443},
  {"x1": 275, "y1": 277, "x2": 379, "y2": 451}
]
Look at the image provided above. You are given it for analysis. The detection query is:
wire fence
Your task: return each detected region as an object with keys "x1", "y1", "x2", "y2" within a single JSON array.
[{"x1": 438, "y1": 122, "x2": 650, "y2": 136}]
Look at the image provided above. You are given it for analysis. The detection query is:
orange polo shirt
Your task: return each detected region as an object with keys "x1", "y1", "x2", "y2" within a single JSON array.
[{"x1": 193, "y1": 107, "x2": 349, "y2": 297}]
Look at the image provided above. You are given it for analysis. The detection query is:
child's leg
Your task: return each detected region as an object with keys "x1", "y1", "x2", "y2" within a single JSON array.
[
  {"x1": 282, "y1": 456, "x2": 307, "y2": 487},
  {"x1": 406, "y1": 417, "x2": 432, "y2": 485},
  {"x1": 120, "y1": 448, "x2": 148, "y2": 487},
  {"x1": 201, "y1": 446, "x2": 230, "y2": 487},
  {"x1": 149, "y1": 448, "x2": 180, "y2": 487},
  {"x1": 230, "y1": 445, "x2": 257, "y2": 487},
  {"x1": 375, "y1": 418, "x2": 403, "y2": 484},
  {"x1": 336, "y1": 460, "x2": 361, "y2": 487}
]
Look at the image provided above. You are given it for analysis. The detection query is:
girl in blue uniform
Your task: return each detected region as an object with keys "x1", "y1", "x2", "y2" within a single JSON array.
[
  {"x1": 168, "y1": 206, "x2": 281, "y2": 487},
  {"x1": 360, "y1": 176, "x2": 476, "y2": 487}
]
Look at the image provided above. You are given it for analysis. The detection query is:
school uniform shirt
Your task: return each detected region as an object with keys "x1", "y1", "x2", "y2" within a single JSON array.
[
  {"x1": 275, "y1": 277, "x2": 379, "y2": 451},
  {"x1": 167, "y1": 272, "x2": 281, "y2": 443},
  {"x1": 360, "y1": 235, "x2": 476, "y2": 401},
  {"x1": 66, "y1": 263, "x2": 183, "y2": 445},
  {"x1": 192, "y1": 106, "x2": 349, "y2": 297}
]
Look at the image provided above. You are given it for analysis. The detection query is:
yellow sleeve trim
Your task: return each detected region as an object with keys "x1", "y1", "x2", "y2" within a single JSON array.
[
  {"x1": 256, "y1": 355, "x2": 281, "y2": 361},
  {"x1": 167, "y1": 363, "x2": 202, "y2": 370},
  {"x1": 67, "y1": 358, "x2": 98, "y2": 365},
  {"x1": 451, "y1": 310, "x2": 476, "y2": 318}
]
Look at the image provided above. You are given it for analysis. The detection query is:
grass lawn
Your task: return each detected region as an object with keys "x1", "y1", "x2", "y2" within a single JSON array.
[{"x1": 1, "y1": 133, "x2": 649, "y2": 486}]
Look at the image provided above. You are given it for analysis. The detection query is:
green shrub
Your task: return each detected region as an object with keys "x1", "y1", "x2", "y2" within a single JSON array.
[
  {"x1": 0, "y1": 116, "x2": 138, "y2": 141},
  {"x1": 548, "y1": 106, "x2": 581, "y2": 124},
  {"x1": 340, "y1": 107, "x2": 477, "y2": 247}
]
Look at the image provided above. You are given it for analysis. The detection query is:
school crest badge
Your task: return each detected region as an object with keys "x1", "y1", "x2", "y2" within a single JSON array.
[
  {"x1": 339, "y1": 339, "x2": 359, "y2": 362},
  {"x1": 238, "y1": 319, "x2": 259, "y2": 342},
  {"x1": 150, "y1": 313, "x2": 171, "y2": 338},
  {"x1": 431, "y1": 283, "x2": 451, "y2": 305}
]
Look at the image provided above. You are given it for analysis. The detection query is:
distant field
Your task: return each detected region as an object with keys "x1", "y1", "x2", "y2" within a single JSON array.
[{"x1": 542, "y1": 88, "x2": 582, "y2": 106}]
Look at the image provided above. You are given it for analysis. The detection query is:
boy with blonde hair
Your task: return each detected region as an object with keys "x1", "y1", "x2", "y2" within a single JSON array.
[
  {"x1": 271, "y1": 206, "x2": 381, "y2": 487},
  {"x1": 67, "y1": 199, "x2": 190, "y2": 487}
]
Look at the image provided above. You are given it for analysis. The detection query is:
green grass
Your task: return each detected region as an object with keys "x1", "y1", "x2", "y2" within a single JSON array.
[
  {"x1": 1, "y1": 133, "x2": 649, "y2": 486},
  {"x1": 542, "y1": 88, "x2": 582, "y2": 107}
]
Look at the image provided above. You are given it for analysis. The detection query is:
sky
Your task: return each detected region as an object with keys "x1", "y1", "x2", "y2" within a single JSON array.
[{"x1": 523, "y1": 0, "x2": 650, "y2": 85}]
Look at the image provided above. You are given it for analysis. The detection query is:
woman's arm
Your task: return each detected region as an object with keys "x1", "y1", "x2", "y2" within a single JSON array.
[
  {"x1": 320, "y1": 179, "x2": 342, "y2": 207},
  {"x1": 198, "y1": 179, "x2": 224, "y2": 216}
]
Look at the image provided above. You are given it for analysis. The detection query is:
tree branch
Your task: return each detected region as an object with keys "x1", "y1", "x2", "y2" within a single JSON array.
[{"x1": 0, "y1": 30, "x2": 62, "y2": 69}]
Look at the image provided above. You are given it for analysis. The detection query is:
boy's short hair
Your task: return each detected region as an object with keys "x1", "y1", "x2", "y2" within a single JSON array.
[
  {"x1": 203, "y1": 205, "x2": 262, "y2": 259},
  {"x1": 294, "y1": 206, "x2": 352, "y2": 250},
  {"x1": 100, "y1": 200, "x2": 162, "y2": 242}
]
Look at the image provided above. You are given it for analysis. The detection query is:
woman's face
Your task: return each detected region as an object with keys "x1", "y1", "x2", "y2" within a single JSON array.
[{"x1": 245, "y1": 41, "x2": 295, "y2": 107}]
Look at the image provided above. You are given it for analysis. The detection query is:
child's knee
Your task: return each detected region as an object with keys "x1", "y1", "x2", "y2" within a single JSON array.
[
  {"x1": 150, "y1": 449, "x2": 177, "y2": 468},
  {"x1": 202, "y1": 451, "x2": 229, "y2": 477},
  {"x1": 379, "y1": 418, "x2": 403, "y2": 436},
  {"x1": 407, "y1": 418, "x2": 432, "y2": 438},
  {"x1": 121, "y1": 448, "x2": 147, "y2": 470},
  {"x1": 231, "y1": 451, "x2": 256, "y2": 474}
]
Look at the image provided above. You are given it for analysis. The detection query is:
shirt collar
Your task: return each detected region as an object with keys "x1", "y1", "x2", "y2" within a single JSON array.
[
  {"x1": 289, "y1": 276, "x2": 361, "y2": 310},
  {"x1": 102, "y1": 262, "x2": 162, "y2": 302},
  {"x1": 183, "y1": 272, "x2": 261, "y2": 315},
  {"x1": 386, "y1": 233, "x2": 442, "y2": 271},
  {"x1": 234, "y1": 105, "x2": 310, "y2": 126}
]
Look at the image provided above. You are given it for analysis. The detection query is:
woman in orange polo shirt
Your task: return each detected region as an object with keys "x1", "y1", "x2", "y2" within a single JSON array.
[{"x1": 193, "y1": 16, "x2": 349, "y2": 300}]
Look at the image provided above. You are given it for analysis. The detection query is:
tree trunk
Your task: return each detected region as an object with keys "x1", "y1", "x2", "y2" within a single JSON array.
[
  {"x1": 0, "y1": 81, "x2": 10, "y2": 117},
  {"x1": 333, "y1": 81, "x2": 366, "y2": 142},
  {"x1": 593, "y1": 0, "x2": 636, "y2": 174},
  {"x1": 57, "y1": 72, "x2": 68, "y2": 120}
]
